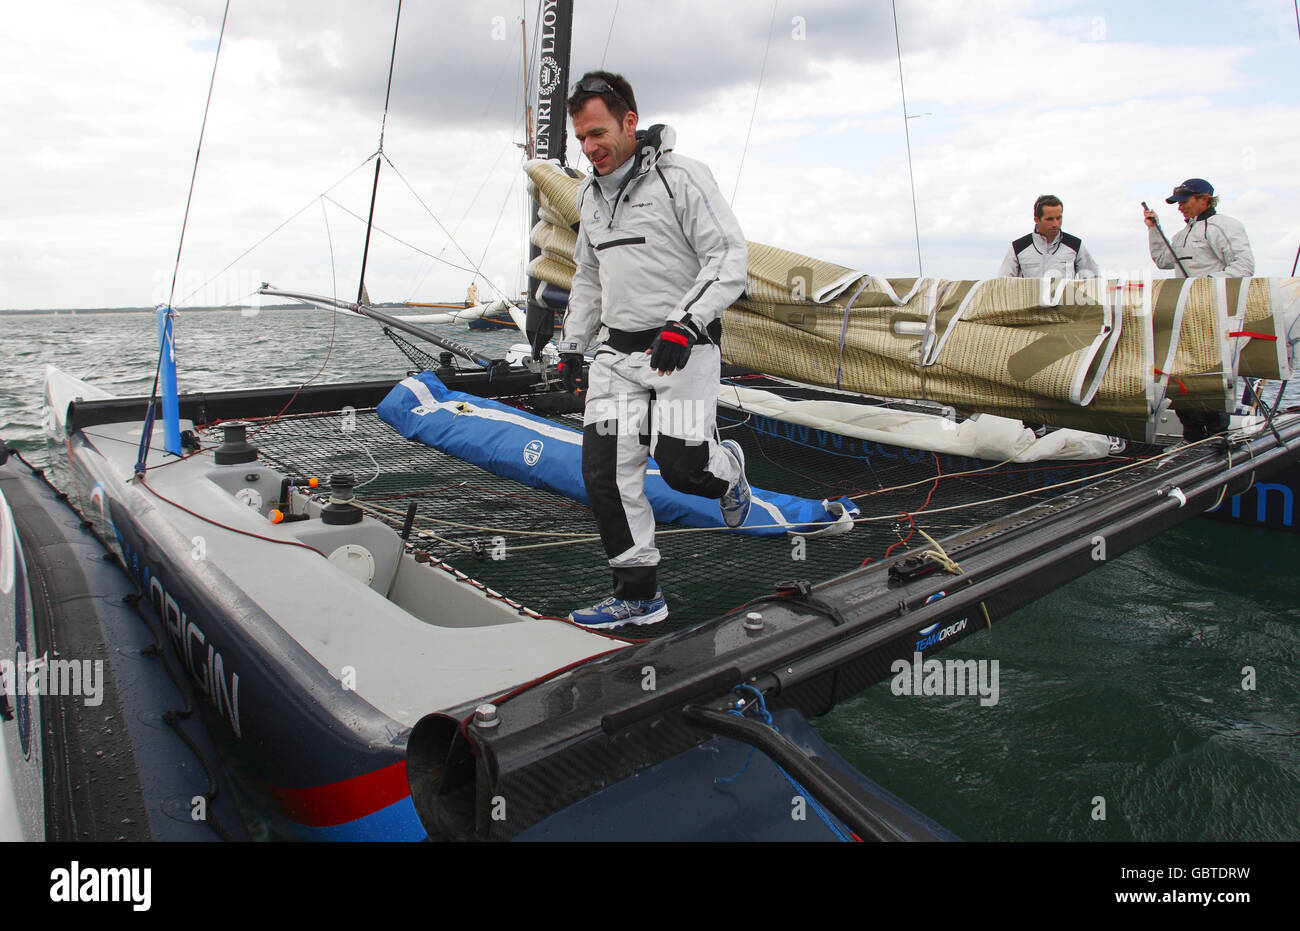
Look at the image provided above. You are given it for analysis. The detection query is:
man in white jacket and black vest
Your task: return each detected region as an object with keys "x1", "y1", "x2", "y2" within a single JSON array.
[
  {"x1": 998, "y1": 194, "x2": 1099, "y2": 279},
  {"x1": 1143, "y1": 178, "x2": 1255, "y2": 278},
  {"x1": 556, "y1": 71, "x2": 751, "y2": 629}
]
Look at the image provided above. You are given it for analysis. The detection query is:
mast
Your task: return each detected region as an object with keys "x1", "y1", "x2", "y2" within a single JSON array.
[
  {"x1": 522, "y1": 19, "x2": 534, "y2": 159},
  {"x1": 524, "y1": 0, "x2": 574, "y2": 359}
]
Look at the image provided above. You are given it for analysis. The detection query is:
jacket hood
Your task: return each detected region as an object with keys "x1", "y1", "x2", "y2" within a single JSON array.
[{"x1": 630, "y1": 123, "x2": 675, "y2": 176}]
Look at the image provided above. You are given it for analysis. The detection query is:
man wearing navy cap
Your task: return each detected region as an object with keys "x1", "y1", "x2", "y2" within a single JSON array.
[{"x1": 1143, "y1": 179, "x2": 1254, "y2": 277}]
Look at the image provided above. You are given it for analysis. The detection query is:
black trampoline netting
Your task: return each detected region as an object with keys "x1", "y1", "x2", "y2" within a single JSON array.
[{"x1": 213, "y1": 382, "x2": 1141, "y2": 635}]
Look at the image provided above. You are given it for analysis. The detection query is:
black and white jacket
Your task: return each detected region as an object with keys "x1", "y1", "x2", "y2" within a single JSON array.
[{"x1": 998, "y1": 231, "x2": 1099, "y2": 279}]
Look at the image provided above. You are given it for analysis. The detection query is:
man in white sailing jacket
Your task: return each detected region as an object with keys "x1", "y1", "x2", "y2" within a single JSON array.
[
  {"x1": 1145, "y1": 179, "x2": 1256, "y2": 441},
  {"x1": 1143, "y1": 178, "x2": 1255, "y2": 277},
  {"x1": 998, "y1": 194, "x2": 1099, "y2": 279},
  {"x1": 556, "y1": 71, "x2": 751, "y2": 629}
]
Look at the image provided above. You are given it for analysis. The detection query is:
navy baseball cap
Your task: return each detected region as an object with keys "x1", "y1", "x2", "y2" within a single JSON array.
[{"x1": 1166, "y1": 178, "x2": 1214, "y2": 203}]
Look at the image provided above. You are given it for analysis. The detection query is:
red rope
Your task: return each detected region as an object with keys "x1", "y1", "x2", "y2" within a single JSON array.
[
  {"x1": 1227, "y1": 330, "x2": 1276, "y2": 341},
  {"x1": 882, "y1": 513, "x2": 917, "y2": 561},
  {"x1": 135, "y1": 475, "x2": 326, "y2": 557},
  {"x1": 1153, "y1": 368, "x2": 1187, "y2": 394}
]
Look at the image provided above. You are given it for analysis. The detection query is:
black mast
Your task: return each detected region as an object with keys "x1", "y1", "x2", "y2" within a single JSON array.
[{"x1": 525, "y1": 0, "x2": 574, "y2": 359}]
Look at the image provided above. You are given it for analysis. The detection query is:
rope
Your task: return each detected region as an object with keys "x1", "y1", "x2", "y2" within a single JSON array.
[
  {"x1": 406, "y1": 139, "x2": 513, "y2": 300},
  {"x1": 473, "y1": 168, "x2": 522, "y2": 290},
  {"x1": 351, "y1": 440, "x2": 1214, "y2": 547},
  {"x1": 848, "y1": 434, "x2": 1223, "y2": 512},
  {"x1": 1205, "y1": 446, "x2": 1233, "y2": 511},
  {"x1": 914, "y1": 527, "x2": 993, "y2": 628},
  {"x1": 714, "y1": 685, "x2": 854, "y2": 842},
  {"x1": 133, "y1": 475, "x2": 327, "y2": 558}
]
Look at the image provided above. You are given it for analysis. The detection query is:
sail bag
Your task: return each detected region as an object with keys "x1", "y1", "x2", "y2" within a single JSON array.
[
  {"x1": 377, "y1": 373, "x2": 858, "y2": 537},
  {"x1": 524, "y1": 159, "x2": 1300, "y2": 442}
]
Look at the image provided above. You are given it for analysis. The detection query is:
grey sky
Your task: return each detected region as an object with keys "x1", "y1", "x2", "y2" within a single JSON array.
[{"x1": 3, "y1": 0, "x2": 1298, "y2": 309}]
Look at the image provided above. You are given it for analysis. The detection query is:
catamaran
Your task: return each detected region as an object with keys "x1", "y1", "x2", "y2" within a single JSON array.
[{"x1": 4, "y1": 0, "x2": 1299, "y2": 841}]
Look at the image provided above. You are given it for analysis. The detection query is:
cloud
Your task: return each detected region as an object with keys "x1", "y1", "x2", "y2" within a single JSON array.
[{"x1": 2, "y1": 0, "x2": 1297, "y2": 310}]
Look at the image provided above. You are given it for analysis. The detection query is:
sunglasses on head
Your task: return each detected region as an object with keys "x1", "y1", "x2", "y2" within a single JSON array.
[{"x1": 573, "y1": 76, "x2": 629, "y2": 109}]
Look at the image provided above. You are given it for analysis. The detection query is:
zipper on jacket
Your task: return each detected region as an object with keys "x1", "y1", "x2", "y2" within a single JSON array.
[{"x1": 594, "y1": 236, "x2": 647, "y2": 250}]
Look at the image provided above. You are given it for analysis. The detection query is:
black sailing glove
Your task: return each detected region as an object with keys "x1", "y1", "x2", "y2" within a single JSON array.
[
  {"x1": 558, "y1": 353, "x2": 586, "y2": 393},
  {"x1": 648, "y1": 317, "x2": 701, "y2": 374}
]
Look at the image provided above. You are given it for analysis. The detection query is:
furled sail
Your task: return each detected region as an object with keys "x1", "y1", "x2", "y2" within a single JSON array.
[{"x1": 524, "y1": 159, "x2": 1300, "y2": 442}]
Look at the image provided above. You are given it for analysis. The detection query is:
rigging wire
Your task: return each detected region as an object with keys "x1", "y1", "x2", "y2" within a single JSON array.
[
  {"x1": 405, "y1": 144, "x2": 512, "y2": 300},
  {"x1": 380, "y1": 154, "x2": 516, "y2": 299},
  {"x1": 892, "y1": 0, "x2": 924, "y2": 277},
  {"x1": 599, "y1": 0, "x2": 620, "y2": 67},
  {"x1": 324, "y1": 198, "x2": 339, "y2": 304},
  {"x1": 520, "y1": 0, "x2": 541, "y2": 151},
  {"x1": 474, "y1": 169, "x2": 523, "y2": 285},
  {"x1": 321, "y1": 193, "x2": 480, "y2": 275},
  {"x1": 731, "y1": 0, "x2": 779, "y2": 206},
  {"x1": 138, "y1": 1, "x2": 231, "y2": 476},
  {"x1": 177, "y1": 154, "x2": 377, "y2": 308},
  {"x1": 165, "y1": 0, "x2": 231, "y2": 312},
  {"x1": 247, "y1": 198, "x2": 344, "y2": 438},
  {"x1": 356, "y1": 0, "x2": 404, "y2": 304},
  {"x1": 405, "y1": 34, "x2": 519, "y2": 301}
]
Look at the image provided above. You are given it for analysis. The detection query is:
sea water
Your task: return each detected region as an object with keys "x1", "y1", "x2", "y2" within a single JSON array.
[{"x1": 2, "y1": 306, "x2": 1297, "y2": 841}]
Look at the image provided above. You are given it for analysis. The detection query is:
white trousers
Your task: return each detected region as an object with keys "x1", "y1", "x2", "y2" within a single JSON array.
[{"x1": 580, "y1": 343, "x2": 739, "y2": 597}]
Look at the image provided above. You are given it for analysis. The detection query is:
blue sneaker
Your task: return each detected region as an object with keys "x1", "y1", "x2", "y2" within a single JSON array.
[
  {"x1": 719, "y1": 439, "x2": 752, "y2": 528},
  {"x1": 570, "y1": 590, "x2": 669, "y2": 628}
]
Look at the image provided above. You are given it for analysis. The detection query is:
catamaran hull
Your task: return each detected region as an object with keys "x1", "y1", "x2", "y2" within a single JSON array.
[
  {"x1": 40, "y1": 360, "x2": 1300, "y2": 840},
  {"x1": 0, "y1": 481, "x2": 43, "y2": 841},
  {"x1": 50, "y1": 428, "x2": 423, "y2": 840},
  {"x1": 2, "y1": 449, "x2": 255, "y2": 840},
  {"x1": 103, "y1": 496, "x2": 420, "y2": 840},
  {"x1": 1202, "y1": 461, "x2": 1300, "y2": 531}
]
